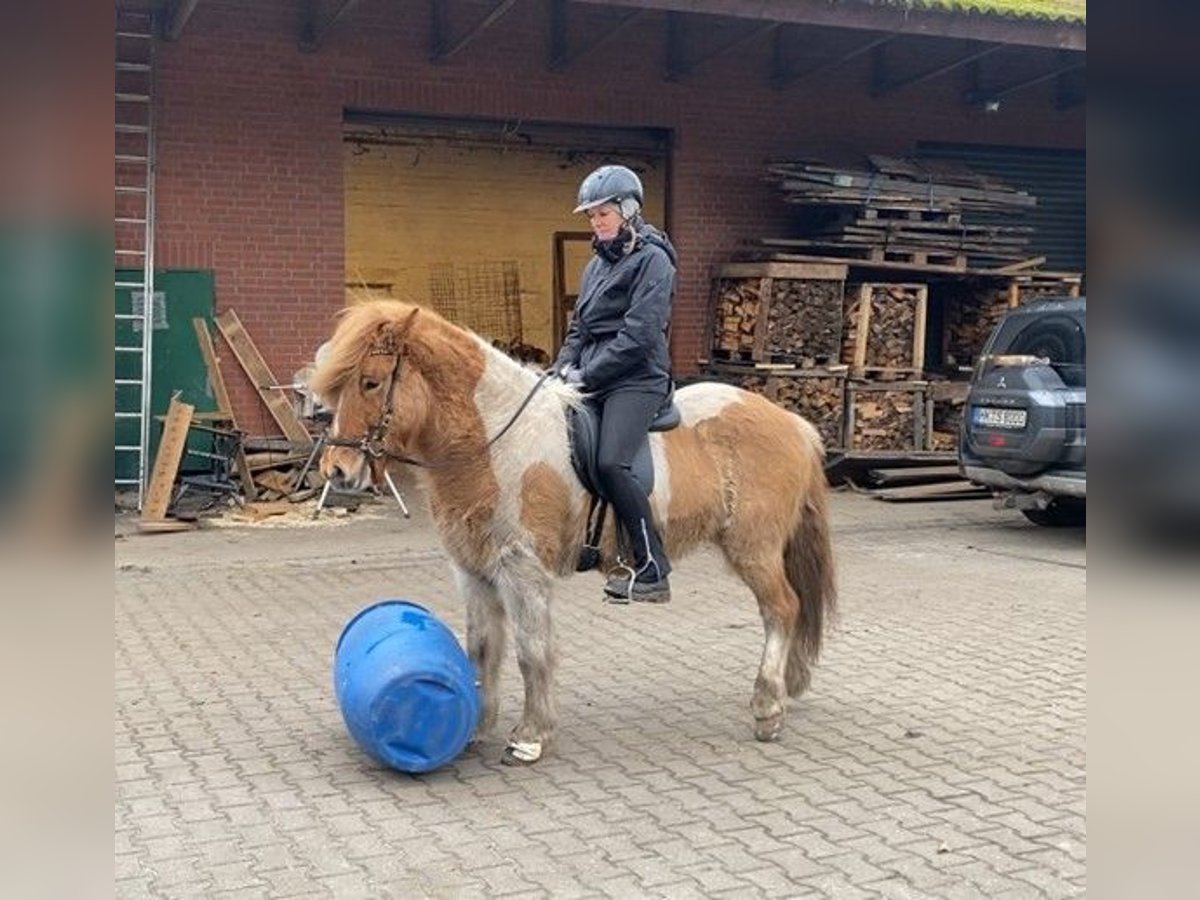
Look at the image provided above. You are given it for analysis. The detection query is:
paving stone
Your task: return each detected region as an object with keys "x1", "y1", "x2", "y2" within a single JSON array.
[{"x1": 115, "y1": 494, "x2": 1085, "y2": 900}]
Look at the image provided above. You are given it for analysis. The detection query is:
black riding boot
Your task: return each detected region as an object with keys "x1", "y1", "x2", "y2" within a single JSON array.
[{"x1": 593, "y1": 390, "x2": 672, "y2": 604}]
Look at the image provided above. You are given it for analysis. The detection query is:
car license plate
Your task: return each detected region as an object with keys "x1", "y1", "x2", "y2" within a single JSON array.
[{"x1": 974, "y1": 406, "x2": 1027, "y2": 429}]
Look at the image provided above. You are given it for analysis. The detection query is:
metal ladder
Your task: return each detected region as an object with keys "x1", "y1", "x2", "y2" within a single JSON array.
[{"x1": 114, "y1": 8, "x2": 157, "y2": 509}]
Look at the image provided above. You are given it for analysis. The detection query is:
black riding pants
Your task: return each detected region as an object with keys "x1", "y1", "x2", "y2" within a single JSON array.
[{"x1": 593, "y1": 388, "x2": 671, "y2": 580}]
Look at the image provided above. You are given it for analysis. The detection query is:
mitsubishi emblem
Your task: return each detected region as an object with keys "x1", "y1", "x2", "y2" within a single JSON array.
[{"x1": 996, "y1": 375, "x2": 1007, "y2": 388}]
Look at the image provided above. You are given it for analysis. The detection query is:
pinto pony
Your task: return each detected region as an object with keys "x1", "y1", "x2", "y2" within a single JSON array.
[{"x1": 312, "y1": 301, "x2": 835, "y2": 765}]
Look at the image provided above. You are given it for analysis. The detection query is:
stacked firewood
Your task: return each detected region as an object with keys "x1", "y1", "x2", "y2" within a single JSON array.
[
  {"x1": 767, "y1": 372, "x2": 847, "y2": 450},
  {"x1": 763, "y1": 279, "x2": 843, "y2": 365},
  {"x1": 710, "y1": 264, "x2": 845, "y2": 364},
  {"x1": 709, "y1": 365, "x2": 845, "y2": 450},
  {"x1": 842, "y1": 284, "x2": 923, "y2": 374},
  {"x1": 845, "y1": 383, "x2": 925, "y2": 452},
  {"x1": 941, "y1": 282, "x2": 1012, "y2": 370},
  {"x1": 711, "y1": 278, "x2": 763, "y2": 358}
]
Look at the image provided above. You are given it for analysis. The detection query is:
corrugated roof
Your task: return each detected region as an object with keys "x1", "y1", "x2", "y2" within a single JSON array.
[{"x1": 872, "y1": 0, "x2": 1085, "y2": 22}]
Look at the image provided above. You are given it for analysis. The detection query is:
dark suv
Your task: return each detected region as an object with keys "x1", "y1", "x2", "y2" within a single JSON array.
[{"x1": 959, "y1": 296, "x2": 1086, "y2": 527}]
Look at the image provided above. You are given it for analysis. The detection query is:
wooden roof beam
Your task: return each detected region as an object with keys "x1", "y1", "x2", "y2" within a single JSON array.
[
  {"x1": 548, "y1": 2, "x2": 644, "y2": 72},
  {"x1": 872, "y1": 41, "x2": 1003, "y2": 96},
  {"x1": 300, "y1": 0, "x2": 365, "y2": 52},
  {"x1": 966, "y1": 59, "x2": 1085, "y2": 104},
  {"x1": 162, "y1": 0, "x2": 200, "y2": 41},
  {"x1": 667, "y1": 18, "x2": 777, "y2": 81},
  {"x1": 431, "y1": 0, "x2": 519, "y2": 63},
  {"x1": 772, "y1": 32, "x2": 895, "y2": 90},
  {"x1": 573, "y1": 0, "x2": 1085, "y2": 52}
]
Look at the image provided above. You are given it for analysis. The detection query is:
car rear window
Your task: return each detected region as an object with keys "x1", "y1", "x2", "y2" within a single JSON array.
[{"x1": 988, "y1": 311, "x2": 1086, "y2": 387}]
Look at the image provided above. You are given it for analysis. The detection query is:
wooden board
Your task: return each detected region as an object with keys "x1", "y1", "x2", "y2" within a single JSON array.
[
  {"x1": 192, "y1": 317, "x2": 258, "y2": 501},
  {"x1": 214, "y1": 309, "x2": 313, "y2": 449},
  {"x1": 141, "y1": 395, "x2": 194, "y2": 522},
  {"x1": 717, "y1": 261, "x2": 847, "y2": 281}
]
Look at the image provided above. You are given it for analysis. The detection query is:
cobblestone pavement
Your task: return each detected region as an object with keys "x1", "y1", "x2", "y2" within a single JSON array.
[{"x1": 115, "y1": 490, "x2": 1085, "y2": 898}]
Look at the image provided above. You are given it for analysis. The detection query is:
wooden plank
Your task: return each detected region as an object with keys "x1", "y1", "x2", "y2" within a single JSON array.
[
  {"x1": 193, "y1": 317, "x2": 258, "y2": 501},
  {"x1": 871, "y1": 484, "x2": 990, "y2": 502},
  {"x1": 717, "y1": 261, "x2": 848, "y2": 281},
  {"x1": 751, "y1": 276, "x2": 770, "y2": 359},
  {"x1": 993, "y1": 256, "x2": 1047, "y2": 274},
  {"x1": 912, "y1": 285, "x2": 928, "y2": 374},
  {"x1": 141, "y1": 396, "x2": 194, "y2": 523},
  {"x1": 853, "y1": 283, "x2": 872, "y2": 370},
  {"x1": 214, "y1": 309, "x2": 313, "y2": 449}
]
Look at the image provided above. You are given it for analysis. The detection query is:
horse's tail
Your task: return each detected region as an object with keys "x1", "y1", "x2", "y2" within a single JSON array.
[{"x1": 783, "y1": 477, "x2": 837, "y2": 695}]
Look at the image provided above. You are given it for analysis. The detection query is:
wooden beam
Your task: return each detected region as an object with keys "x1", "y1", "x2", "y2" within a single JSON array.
[
  {"x1": 873, "y1": 42, "x2": 1003, "y2": 96},
  {"x1": 549, "y1": 6, "x2": 644, "y2": 71},
  {"x1": 431, "y1": 0, "x2": 519, "y2": 62},
  {"x1": 162, "y1": 0, "x2": 200, "y2": 41},
  {"x1": 214, "y1": 310, "x2": 314, "y2": 450},
  {"x1": 300, "y1": 0, "x2": 365, "y2": 52},
  {"x1": 572, "y1": 0, "x2": 1085, "y2": 51},
  {"x1": 967, "y1": 59, "x2": 1085, "y2": 104},
  {"x1": 669, "y1": 20, "x2": 777, "y2": 80},
  {"x1": 774, "y1": 33, "x2": 894, "y2": 90}
]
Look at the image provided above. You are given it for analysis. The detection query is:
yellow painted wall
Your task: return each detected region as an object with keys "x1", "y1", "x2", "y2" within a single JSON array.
[{"x1": 344, "y1": 128, "x2": 665, "y2": 357}]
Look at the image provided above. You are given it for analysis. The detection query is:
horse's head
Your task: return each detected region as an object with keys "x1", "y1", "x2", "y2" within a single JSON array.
[{"x1": 310, "y1": 303, "x2": 430, "y2": 491}]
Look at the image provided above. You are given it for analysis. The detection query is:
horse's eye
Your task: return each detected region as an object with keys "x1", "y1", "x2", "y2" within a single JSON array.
[{"x1": 362, "y1": 378, "x2": 381, "y2": 392}]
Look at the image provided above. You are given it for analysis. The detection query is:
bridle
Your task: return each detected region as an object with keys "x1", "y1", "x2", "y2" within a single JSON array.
[{"x1": 323, "y1": 349, "x2": 553, "y2": 469}]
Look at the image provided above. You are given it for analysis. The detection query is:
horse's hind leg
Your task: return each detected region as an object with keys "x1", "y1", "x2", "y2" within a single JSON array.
[
  {"x1": 454, "y1": 565, "x2": 506, "y2": 739},
  {"x1": 493, "y1": 550, "x2": 557, "y2": 765},
  {"x1": 726, "y1": 555, "x2": 799, "y2": 742}
]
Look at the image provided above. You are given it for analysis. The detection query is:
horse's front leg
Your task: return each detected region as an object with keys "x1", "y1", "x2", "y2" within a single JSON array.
[
  {"x1": 493, "y1": 548, "x2": 557, "y2": 765},
  {"x1": 453, "y1": 565, "x2": 506, "y2": 740}
]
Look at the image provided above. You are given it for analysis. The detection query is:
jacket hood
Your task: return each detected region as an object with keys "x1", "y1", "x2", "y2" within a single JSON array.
[{"x1": 636, "y1": 224, "x2": 677, "y2": 265}]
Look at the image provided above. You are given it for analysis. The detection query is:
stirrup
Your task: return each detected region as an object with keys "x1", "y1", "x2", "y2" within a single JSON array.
[{"x1": 603, "y1": 561, "x2": 636, "y2": 604}]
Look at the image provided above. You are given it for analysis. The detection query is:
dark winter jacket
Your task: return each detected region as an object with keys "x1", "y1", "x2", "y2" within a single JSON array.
[{"x1": 554, "y1": 224, "x2": 676, "y2": 397}]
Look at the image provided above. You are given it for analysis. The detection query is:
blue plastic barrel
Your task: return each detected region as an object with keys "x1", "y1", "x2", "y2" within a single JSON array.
[{"x1": 334, "y1": 600, "x2": 480, "y2": 773}]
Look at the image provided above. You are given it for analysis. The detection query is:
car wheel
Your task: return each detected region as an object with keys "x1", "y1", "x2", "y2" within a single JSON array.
[{"x1": 1022, "y1": 500, "x2": 1086, "y2": 527}]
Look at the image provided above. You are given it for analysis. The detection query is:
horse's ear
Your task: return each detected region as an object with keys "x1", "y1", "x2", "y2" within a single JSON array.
[
  {"x1": 374, "y1": 306, "x2": 421, "y2": 354},
  {"x1": 397, "y1": 305, "x2": 420, "y2": 338}
]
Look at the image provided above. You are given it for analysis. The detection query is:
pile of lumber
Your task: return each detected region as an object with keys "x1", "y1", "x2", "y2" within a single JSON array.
[
  {"x1": 768, "y1": 155, "x2": 1035, "y2": 214},
  {"x1": 760, "y1": 155, "x2": 1040, "y2": 271}
]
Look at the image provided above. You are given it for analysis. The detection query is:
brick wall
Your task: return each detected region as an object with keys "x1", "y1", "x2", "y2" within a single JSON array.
[{"x1": 154, "y1": 0, "x2": 1083, "y2": 430}]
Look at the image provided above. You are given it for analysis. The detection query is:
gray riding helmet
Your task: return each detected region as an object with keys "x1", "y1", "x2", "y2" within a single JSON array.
[{"x1": 573, "y1": 164, "x2": 644, "y2": 217}]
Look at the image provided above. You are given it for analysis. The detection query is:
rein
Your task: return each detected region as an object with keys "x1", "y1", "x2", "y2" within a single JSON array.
[{"x1": 324, "y1": 351, "x2": 554, "y2": 469}]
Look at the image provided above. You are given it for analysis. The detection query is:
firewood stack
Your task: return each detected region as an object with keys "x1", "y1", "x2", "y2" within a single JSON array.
[
  {"x1": 709, "y1": 262, "x2": 845, "y2": 364},
  {"x1": 842, "y1": 283, "x2": 926, "y2": 377},
  {"x1": 844, "y1": 382, "x2": 927, "y2": 452},
  {"x1": 711, "y1": 278, "x2": 764, "y2": 359}
]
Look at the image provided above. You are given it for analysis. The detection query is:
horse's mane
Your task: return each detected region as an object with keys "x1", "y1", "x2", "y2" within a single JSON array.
[
  {"x1": 310, "y1": 300, "x2": 435, "y2": 399},
  {"x1": 311, "y1": 299, "x2": 580, "y2": 418}
]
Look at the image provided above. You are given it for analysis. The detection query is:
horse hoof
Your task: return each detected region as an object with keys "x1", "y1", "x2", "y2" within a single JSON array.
[
  {"x1": 754, "y1": 715, "x2": 784, "y2": 742},
  {"x1": 501, "y1": 740, "x2": 543, "y2": 766}
]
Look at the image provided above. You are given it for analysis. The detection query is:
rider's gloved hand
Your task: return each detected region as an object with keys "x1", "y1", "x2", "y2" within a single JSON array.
[{"x1": 559, "y1": 364, "x2": 585, "y2": 389}]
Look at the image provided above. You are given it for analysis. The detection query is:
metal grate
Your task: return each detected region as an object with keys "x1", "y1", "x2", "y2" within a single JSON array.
[{"x1": 427, "y1": 260, "x2": 524, "y2": 344}]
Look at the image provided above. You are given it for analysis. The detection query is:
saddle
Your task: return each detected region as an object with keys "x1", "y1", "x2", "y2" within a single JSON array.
[{"x1": 567, "y1": 393, "x2": 681, "y2": 572}]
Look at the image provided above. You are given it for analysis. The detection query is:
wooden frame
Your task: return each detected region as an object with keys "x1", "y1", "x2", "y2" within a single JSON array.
[{"x1": 847, "y1": 282, "x2": 928, "y2": 377}]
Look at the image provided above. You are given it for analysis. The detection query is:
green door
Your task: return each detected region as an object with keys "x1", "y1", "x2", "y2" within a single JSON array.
[{"x1": 115, "y1": 269, "x2": 219, "y2": 482}]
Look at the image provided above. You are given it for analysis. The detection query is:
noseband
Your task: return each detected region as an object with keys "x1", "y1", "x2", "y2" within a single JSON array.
[{"x1": 324, "y1": 350, "x2": 552, "y2": 469}]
